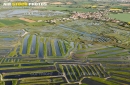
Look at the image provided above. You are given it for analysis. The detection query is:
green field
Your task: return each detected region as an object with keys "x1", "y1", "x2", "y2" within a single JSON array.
[
  {"x1": 0, "y1": 20, "x2": 18, "y2": 25},
  {"x1": 12, "y1": 19, "x2": 27, "y2": 23},
  {"x1": 108, "y1": 13, "x2": 130, "y2": 22},
  {"x1": 0, "y1": 19, "x2": 27, "y2": 26}
]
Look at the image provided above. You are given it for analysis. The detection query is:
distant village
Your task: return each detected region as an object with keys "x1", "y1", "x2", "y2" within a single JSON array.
[{"x1": 45, "y1": 10, "x2": 130, "y2": 28}]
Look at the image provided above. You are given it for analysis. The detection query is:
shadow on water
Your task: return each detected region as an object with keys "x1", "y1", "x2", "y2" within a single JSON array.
[{"x1": 22, "y1": 35, "x2": 30, "y2": 54}]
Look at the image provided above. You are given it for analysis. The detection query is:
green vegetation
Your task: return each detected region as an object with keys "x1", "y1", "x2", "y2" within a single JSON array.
[
  {"x1": 90, "y1": 77, "x2": 119, "y2": 85},
  {"x1": 0, "y1": 19, "x2": 27, "y2": 27},
  {"x1": 0, "y1": 22, "x2": 5, "y2": 27},
  {"x1": 35, "y1": 36, "x2": 39, "y2": 57},
  {"x1": 58, "y1": 41, "x2": 65, "y2": 55},
  {"x1": 8, "y1": 46, "x2": 18, "y2": 57},
  {"x1": 25, "y1": 22, "x2": 49, "y2": 27},
  {"x1": 12, "y1": 80, "x2": 17, "y2": 85},
  {"x1": 43, "y1": 40, "x2": 47, "y2": 57},
  {"x1": 81, "y1": 84, "x2": 88, "y2": 85},
  {"x1": 51, "y1": 39, "x2": 56, "y2": 56},
  {"x1": 108, "y1": 13, "x2": 130, "y2": 22}
]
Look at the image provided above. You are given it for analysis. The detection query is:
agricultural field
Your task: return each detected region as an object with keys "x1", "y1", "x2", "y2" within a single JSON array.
[
  {"x1": 108, "y1": 13, "x2": 130, "y2": 22},
  {"x1": 0, "y1": 20, "x2": 18, "y2": 25},
  {"x1": 0, "y1": 19, "x2": 28, "y2": 27}
]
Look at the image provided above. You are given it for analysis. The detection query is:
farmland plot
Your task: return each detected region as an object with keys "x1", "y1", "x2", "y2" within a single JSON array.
[{"x1": 58, "y1": 63, "x2": 109, "y2": 82}]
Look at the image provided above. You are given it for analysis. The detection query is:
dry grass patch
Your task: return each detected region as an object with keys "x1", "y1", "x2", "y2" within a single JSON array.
[{"x1": 19, "y1": 18, "x2": 36, "y2": 23}]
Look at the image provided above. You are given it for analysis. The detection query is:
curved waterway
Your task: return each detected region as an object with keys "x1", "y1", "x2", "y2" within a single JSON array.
[{"x1": 22, "y1": 35, "x2": 30, "y2": 54}]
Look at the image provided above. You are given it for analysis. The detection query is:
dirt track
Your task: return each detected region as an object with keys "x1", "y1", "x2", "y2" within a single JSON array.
[{"x1": 19, "y1": 18, "x2": 36, "y2": 23}]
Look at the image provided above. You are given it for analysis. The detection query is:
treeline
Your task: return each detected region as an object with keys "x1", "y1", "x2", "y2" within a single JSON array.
[{"x1": 39, "y1": 0, "x2": 89, "y2": 2}]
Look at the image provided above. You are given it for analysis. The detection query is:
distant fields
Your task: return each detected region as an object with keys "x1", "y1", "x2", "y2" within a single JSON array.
[
  {"x1": 108, "y1": 13, "x2": 130, "y2": 22},
  {"x1": 46, "y1": 6, "x2": 97, "y2": 12}
]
